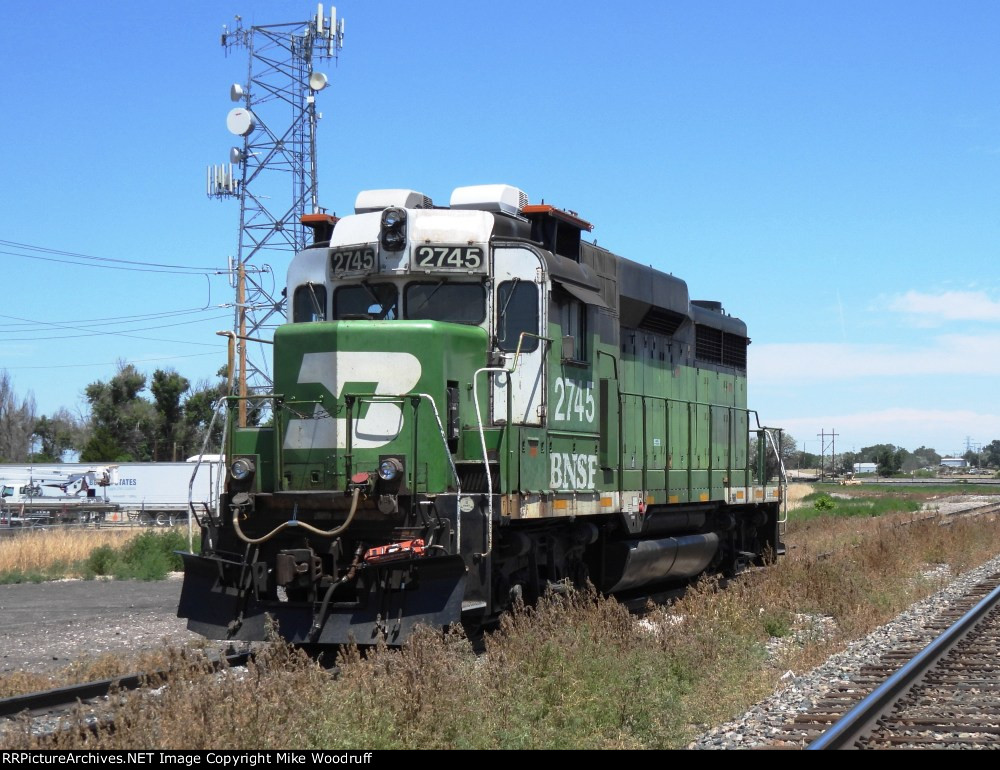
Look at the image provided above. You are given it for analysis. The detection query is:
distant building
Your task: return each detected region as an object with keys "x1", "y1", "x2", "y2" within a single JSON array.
[
  {"x1": 940, "y1": 457, "x2": 968, "y2": 469},
  {"x1": 853, "y1": 462, "x2": 878, "y2": 474}
]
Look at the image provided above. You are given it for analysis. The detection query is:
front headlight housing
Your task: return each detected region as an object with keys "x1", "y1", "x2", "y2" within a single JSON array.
[
  {"x1": 230, "y1": 457, "x2": 255, "y2": 482},
  {"x1": 378, "y1": 458, "x2": 403, "y2": 482},
  {"x1": 380, "y1": 207, "x2": 407, "y2": 252}
]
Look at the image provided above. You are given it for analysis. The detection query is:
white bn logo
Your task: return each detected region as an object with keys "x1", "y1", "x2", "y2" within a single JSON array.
[{"x1": 283, "y1": 351, "x2": 422, "y2": 450}]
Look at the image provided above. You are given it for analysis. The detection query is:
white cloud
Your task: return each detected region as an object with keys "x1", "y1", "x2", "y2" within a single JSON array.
[
  {"x1": 750, "y1": 333, "x2": 1000, "y2": 384},
  {"x1": 887, "y1": 290, "x2": 1000, "y2": 323}
]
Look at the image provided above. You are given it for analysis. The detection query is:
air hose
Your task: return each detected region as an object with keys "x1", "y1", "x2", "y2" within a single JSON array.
[{"x1": 232, "y1": 487, "x2": 361, "y2": 545}]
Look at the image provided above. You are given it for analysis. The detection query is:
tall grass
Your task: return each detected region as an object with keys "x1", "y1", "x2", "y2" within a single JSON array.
[
  {"x1": 0, "y1": 528, "x2": 191, "y2": 582},
  {"x1": 8, "y1": 494, "x2": 1000, "y2": 750},
  {"x1": 0, "y1": 529, "x2": 142, "y2": 581}
]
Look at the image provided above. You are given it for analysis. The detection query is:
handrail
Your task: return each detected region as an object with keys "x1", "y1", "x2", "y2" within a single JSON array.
[
  {"x1": 187, "y1": 395, "x2": 228, "y2": 553},
  {"x1": 413, "y1": 392, "x2": 462, "y2": 549},
  {"x1": 347, "y1": 391, "x2": 463, "y2": 547},
  {"x1": 473, "y1": 366, "x2": 507, "y2": 558},
  {"x1": 617, "y1": 391, "x2": 774, "y2": 506},
  {"x1": 761, "y1": 426, "x2": 788, "y2": 525},
  {"x1": 472, "y1": 331, "x2": 552, "y2": 558},
  {"x1": 273, "y1": 390, "x2": 463, "y2": 550}
]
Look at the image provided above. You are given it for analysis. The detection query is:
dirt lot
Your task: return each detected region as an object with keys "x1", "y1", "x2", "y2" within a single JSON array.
[{"x1": 0, "y1": 575, "x2": 201, "y2": 675}]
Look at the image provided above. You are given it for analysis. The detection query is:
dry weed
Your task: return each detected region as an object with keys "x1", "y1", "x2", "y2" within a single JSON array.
[
  {"x1": 0, "y1": 528, "x2": 144, "y2": 576},
  {"x1": 5, "y1": 493, "x2": 1000, "y2": 750}
]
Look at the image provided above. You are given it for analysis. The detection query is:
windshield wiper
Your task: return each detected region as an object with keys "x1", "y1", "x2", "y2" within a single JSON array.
[
  {"x1": 410, "y1": 280, "x2": 445, "y2": 315},
  {"x1": 306, "y1": 282, "x2": 324, "y2": 320},
  {"x1": 496, "y1": 277, "x2": 520, "y2": 343},
  {"x1": 360, "y1": 280, "x2": 396, "y2": 320}
]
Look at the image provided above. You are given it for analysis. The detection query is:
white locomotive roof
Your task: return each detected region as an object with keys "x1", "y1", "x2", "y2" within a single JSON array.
[
  {"x1": 354, "y1": 189, "x2": 433, "y2": 213},
  {"x1": 328, "y1": 208, "x2": 495, "y2": 249}
]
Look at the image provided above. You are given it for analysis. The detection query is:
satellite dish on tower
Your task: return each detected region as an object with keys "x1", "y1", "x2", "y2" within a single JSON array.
[
  {"x1": 230, "y1": 147, "x2": 247, "y2": 163},
  {"x1": 309, "y1": 72, "x2": 328, "y2": 91},
  {"x1": 230, "y1": 83, "x2": 245, "y2": 102},
  {"x1": 227, "y1": 108, "x2": 256, "y2": 136}
]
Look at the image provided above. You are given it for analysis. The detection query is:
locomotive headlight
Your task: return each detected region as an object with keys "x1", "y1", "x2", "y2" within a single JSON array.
[
  {"x1": 380, "y1": 206, "x2": 407, "y2": 252},
  {"x1": 378, "y1": 458, "x2": 403, "y2": 481},
  {"x1": 230, "y1": 457, "x2": 255, "y2": 481}
]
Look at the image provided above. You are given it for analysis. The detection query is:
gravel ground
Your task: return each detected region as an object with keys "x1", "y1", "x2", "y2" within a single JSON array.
[
  {"x1": 923, "y1": 494, "x2": 999, "y2": 515},
  {"x1": 0, "y1": 573, "x2": 202, "y2": 675},
  {"x1": 690, "y1": 498, "x2": 1000, "y2": 749}
]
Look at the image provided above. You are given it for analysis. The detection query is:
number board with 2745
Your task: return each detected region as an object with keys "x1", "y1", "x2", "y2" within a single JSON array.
[
  {"x1": 330, "y1": 247, "x2": 376, "y2": 277},
  {"x1": 413, "y1": 245, "x2": 485, "y2": 272}
]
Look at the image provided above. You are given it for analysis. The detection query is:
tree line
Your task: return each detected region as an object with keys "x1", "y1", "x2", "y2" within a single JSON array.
[
  {"x1": 778, "y1": 433, "x2": 1000, "y2": 476},
  {"x1": 0, "y1": 364, "x2": 227, "y2": 464}
]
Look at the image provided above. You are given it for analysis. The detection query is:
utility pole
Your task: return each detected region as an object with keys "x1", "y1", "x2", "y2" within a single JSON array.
[
  {"x1": 237, "y1": 261, "x2": 247, "y2": 428},
  {"x1": 206, "y1": 6, "x2": 344, "y2": 415},
  {"x1": 817, "y1": 428, "x2": 839, "y2": 480}
]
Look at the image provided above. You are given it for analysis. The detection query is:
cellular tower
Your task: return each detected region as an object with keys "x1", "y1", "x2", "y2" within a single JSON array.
[{"x1": 206, "y1": 5, "x2": 344, "y2": 423}]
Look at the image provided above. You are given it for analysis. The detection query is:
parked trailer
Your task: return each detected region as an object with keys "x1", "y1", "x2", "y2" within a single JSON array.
[
  {"x1": 107, "y1": 461, "x2": 221, "y2": 524},
  {"x1": 0, "y1": 460, "x2": 221, "y2": 526},
  {"x1": 0, "y1": 466, "x2": 118, "y2": 526}
]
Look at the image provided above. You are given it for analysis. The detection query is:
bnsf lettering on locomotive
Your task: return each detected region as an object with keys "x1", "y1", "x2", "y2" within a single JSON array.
[
  {"x1": 550, "y1": 453, "x2": 598, "y2": 490},
  {"x1": 330, "y1": 248, "x2": 375, "y2": 275},
  {"x1": 414, "y1": 245, "x2": 483, "y2": 270},
  {"x1": 553, "y1": 377, "x2": 595, "y2": 423}
]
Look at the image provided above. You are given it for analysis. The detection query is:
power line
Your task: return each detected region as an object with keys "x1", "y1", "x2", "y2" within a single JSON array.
[
  {"x1": 0, "y1": 306, "x2": 217, "y2": 328},
  {"x1": 0, "y1": 307, "x2": 224, "y2": 333},
  {"x1": 0, "y1": 240, "x2": 222, "y2": 275},
  {"x1": 1, "y1": 352, "x2": 224, "y2": 371},
  {"x1": 0, "y1": 312, "x2": 229, "y2": 344}
]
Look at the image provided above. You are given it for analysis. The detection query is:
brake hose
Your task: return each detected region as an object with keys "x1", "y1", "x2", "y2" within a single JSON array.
[{"x1": 232, "y1": 487, "x2": 361, "y2": 545}]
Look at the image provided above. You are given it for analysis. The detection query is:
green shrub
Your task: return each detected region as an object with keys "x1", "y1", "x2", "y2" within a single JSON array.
[
  {"x1": 115, "y1": 530, "x2": 188, "y2": 580},
  {"x1": 762, "y1": 612, "x2": 791, "y2": 638},
  {"x1": 813, "y1": 494, "x2": 835, "y2": 511},
  {"x1": 87, "y1": 545, "x2": 119, "y2": 576},
  {"x1": 0, "y1": 569, "x2": 50, "y2": 584},
  {"x1": 82, "y1": 530, "x2": 192, "y2": 581}
]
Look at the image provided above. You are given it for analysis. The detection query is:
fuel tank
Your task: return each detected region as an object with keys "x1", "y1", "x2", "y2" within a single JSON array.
[{"x1": 603, "y1": 532, "x2": 720, "y2": 593}]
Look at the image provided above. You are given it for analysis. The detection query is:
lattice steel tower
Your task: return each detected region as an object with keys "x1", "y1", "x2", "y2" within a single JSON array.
[{"x1": 207, "y1": 6, "x2": 344, "y2": 415}]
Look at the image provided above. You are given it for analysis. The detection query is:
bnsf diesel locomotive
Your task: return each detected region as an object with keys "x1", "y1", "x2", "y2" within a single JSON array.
[{"x1": 179, "y1": 184, "x2": 785, "y2": 645}]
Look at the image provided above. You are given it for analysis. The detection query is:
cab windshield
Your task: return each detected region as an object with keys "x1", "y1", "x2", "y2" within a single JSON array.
[
  {"x1": 405, "y1": 282, "x2": 485, "y2": 325},
  {"x1": 333, "y1": 283, "x2": 398, "y2": 320}
]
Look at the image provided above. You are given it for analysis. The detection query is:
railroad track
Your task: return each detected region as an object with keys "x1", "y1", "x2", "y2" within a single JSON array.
[
  {"x1": 772, "y1": 572, "x2": 1000, "y2": 749},
  {"x1": 0, "y1": 649, "x2": 252, "y2": 725},
  {"x1": 915, "y1": 498, "x2": 1000, "y2": 526}
]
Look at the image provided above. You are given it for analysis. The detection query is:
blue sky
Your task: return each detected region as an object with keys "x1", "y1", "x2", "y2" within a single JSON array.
[{"x1": 1, "y1": 1, "x2": 999, "y2": 457}]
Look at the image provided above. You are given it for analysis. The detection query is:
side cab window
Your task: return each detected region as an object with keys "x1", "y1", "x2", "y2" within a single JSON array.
[
  {"x1": 555, "y1": 291, "x2": 587, "y2": 362},
  {"x1": 496, "y1": 280, "x2": 539, "y2": 352}
]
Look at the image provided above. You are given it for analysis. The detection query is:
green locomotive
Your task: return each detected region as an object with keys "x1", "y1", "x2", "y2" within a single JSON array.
[{"x1": 178, "y1": 184, "x2": 785, "y2": 645}]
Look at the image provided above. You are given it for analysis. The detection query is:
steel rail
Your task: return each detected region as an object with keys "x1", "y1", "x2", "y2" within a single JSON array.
[
  {"x1": 808, "y1": 580, "x2": 1000, "y2": 749},
  {"x1": 0, "y1": 651, "x2": 251, "y2": 720}
]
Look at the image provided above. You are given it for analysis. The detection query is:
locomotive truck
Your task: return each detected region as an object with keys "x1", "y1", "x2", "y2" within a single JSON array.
[{"x1": 178, "y1": 184, "x2": 785, "y2": 646}]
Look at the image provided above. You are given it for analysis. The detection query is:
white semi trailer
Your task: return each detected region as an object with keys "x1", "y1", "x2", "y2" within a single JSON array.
[{"x1": 0, "y1": 459, "x2": 222, "y2": 526}]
